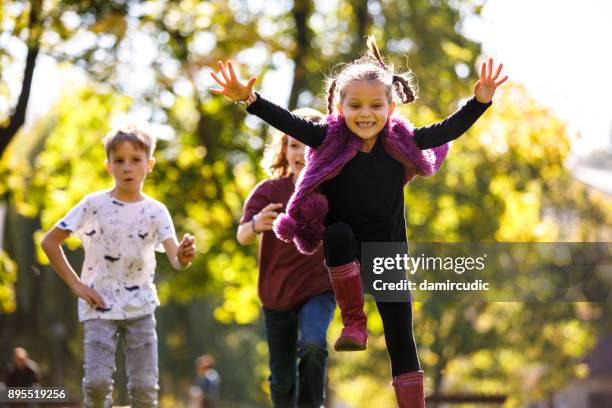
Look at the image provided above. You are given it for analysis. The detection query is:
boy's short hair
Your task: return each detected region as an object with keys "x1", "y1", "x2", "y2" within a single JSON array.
[{"x1": 102, "y1": 124, "x2": 157, "y2": 159}]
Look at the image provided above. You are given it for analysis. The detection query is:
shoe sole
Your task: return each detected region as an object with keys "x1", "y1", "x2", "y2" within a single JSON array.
[{"x1": 334, "y1": 339, "x2": 367, "y2": 352}]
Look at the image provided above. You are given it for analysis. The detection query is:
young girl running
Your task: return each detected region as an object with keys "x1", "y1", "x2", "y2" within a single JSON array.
[
  {"x1": 211, "y1": 38, "x2": 506, "y2": 407},
  {"x1": 236, "y1": 108, "x2": 335, "y2": 408}
]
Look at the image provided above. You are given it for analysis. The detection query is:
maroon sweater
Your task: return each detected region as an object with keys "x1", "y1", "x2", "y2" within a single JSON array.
[{"x1": 240, "y1": 176, "x2": 331, "y2": 310}]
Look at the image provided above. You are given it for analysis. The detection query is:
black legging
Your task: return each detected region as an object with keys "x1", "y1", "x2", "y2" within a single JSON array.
[{"x1": 323, "y1": 222, "x2": 421, "y2": 376}]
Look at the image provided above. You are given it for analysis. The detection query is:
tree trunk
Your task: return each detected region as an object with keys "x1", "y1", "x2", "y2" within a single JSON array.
[
  {"x1": 288, "y1": 0, "x2": 315, "y2": 110},
  {"x1": 427, "y1": 355, "x2": 447, "y2": 408},
  {"x1": 0, "y1": 0, "x2": 43, "y2": 156},
  {"x1": 0, "y1": 202, "x2": 6, "y2": 248},
  {"x1": 353, "y1": 0, "x2": 370, "y2": 54}
]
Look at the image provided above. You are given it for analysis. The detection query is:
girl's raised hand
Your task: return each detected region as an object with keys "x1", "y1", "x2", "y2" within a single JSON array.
[
  {"x1": 474, "y1": 58, "x2": 508, "y2": 104},
  {"x1": 210, "y1": 61, "x2": 257, "y2": 102}
]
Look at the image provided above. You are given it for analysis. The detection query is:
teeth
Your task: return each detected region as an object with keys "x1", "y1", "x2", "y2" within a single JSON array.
[{"x1": 357, "y1": 122, "x2": 375, "y2": 128}]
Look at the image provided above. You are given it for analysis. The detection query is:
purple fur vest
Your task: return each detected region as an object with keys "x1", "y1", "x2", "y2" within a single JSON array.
[{"x1": 273, "y1": 113, "x2": 450, "y2": 255}]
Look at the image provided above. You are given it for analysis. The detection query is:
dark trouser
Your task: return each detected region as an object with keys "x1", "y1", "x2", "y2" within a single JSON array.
[
  {"x1": 263, "y1": 291, "x2": 336, "y2": 408},
  {"x1": 323, "y1": 222, "x2": 421, "y2": 376}
]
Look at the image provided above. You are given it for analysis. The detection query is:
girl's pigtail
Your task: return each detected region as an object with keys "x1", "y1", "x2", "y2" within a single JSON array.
[
  {"x1": 368, "y1": 35, "x2": 415, "y2": 103},
  {"x1": 327, "y1": 79, "x2": 337, "y2": 115},
  {"x1": 367, "y1": 36, "x2": 387, "y2": 70},
  {"x1": 392, "y1": 74, "x2": 415, "y2": 104}
]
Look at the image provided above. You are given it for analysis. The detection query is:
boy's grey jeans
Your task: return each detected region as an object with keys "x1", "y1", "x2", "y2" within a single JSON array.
[{"x1": 82, "y1": 314, "x2": 158, "y2": 408}]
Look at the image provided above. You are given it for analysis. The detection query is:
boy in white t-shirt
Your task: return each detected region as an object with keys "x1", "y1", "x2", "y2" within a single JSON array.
[{"x1": 41, "y1": 125, "x2": 196, "y2": 408}]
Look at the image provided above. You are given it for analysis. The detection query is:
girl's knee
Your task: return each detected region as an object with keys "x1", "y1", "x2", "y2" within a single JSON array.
[
  {"x1": 323, "y1": 223, "x2": 357, "y2": 265},
  {"x1": 324, "y1": 222, "x2": 353, "y2": 242}
]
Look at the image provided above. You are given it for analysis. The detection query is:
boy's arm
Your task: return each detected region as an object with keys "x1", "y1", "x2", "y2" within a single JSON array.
[
  {"x1": 162, "y1": 234, "x2": 196, "y2": 270},
  {"x1": 41, "y1": 227, "x2": 106, "y2": 308}
]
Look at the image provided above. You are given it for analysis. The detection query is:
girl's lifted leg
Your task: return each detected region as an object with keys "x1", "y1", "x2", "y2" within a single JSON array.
[{"x1": 323, "y1": 223, "x2": 367, "y2": 351}]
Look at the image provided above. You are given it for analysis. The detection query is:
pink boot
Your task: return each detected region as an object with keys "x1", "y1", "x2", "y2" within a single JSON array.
[
  {"x1": 328, "y1": 261, "x2": 367, "y2": 351},
  {"x1": 392, "y1": 370, "x2": 425, "y2": 408}
]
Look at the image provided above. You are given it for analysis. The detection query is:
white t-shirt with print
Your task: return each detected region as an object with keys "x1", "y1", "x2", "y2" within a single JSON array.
[{"x1": 56, "y1": 190, "x2": 176, "y2": 321}]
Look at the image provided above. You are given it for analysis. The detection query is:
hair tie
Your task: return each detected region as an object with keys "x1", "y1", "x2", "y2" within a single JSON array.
[{"x1": 392, "y1": 74, "x2": 401, "y2": 83}]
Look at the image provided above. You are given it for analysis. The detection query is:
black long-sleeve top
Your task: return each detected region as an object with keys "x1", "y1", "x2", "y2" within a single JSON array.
[{"x1": 247, "y1": 95, "x2": 491, "y2": 243}]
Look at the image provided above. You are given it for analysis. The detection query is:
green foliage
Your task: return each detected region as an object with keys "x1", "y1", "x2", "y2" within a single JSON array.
[
  {"x1": 33, "y1": 89, "x2": 130, "y2": 228},
  {"x1": 0, "y1": 0, "x2": 132, "y2": 118},
  {"x1": 1, "y1": 1, "x2": 611, "y2": 406}
]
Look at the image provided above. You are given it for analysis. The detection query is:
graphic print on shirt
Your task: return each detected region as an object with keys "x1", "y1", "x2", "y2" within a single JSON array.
[{"x1": 56, "y1": 191, "x2": 175, "y2": 321}]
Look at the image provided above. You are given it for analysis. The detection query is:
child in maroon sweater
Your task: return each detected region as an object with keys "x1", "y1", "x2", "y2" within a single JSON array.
[{"x1": 237, "y1": 108, "x2": 334, "y2": 408}]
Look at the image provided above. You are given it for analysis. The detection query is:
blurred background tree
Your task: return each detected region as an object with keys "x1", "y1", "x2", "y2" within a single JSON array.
[{"x1": 1, "y1": 0, "x2": 610, "y2": 407}]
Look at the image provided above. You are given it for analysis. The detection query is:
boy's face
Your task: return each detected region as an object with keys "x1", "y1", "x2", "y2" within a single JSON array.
[{"x1": 105, "y1": 141, "x2": 155, "y2": 195}]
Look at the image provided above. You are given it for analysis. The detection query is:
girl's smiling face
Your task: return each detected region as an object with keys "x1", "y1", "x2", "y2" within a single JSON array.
[
  {"x1": 285, "y1": 136, "x2": 306, "y2": 178},
  {"x1": 338, "y1": 80, "x2": 395, "y2": 151}
]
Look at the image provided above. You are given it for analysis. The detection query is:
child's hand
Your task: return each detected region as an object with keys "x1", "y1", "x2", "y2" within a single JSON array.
[
  {"x1": 253, "y1": 203, "x2": 283, "y2": 233},
  {"x1": 474, "y1": 58, "x2": 508, "y2": 103},
  {"x1": 71, "y1": 281, "x2": 107, "y2": 308},
  {"x1": 177, "y1": 233, "x2": 196, "y2": 267},
  {"x1": 209, "y1": 61, "x2": 257, "y2": 102}
]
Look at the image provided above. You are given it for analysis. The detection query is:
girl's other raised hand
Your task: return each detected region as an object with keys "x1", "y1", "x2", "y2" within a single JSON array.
[
  {"x1": 209, "y1": 60, "x2": 257, "y2": 102},
  {"x1": 474, "y1": 58, "x2": 508, "y2": 104}
]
